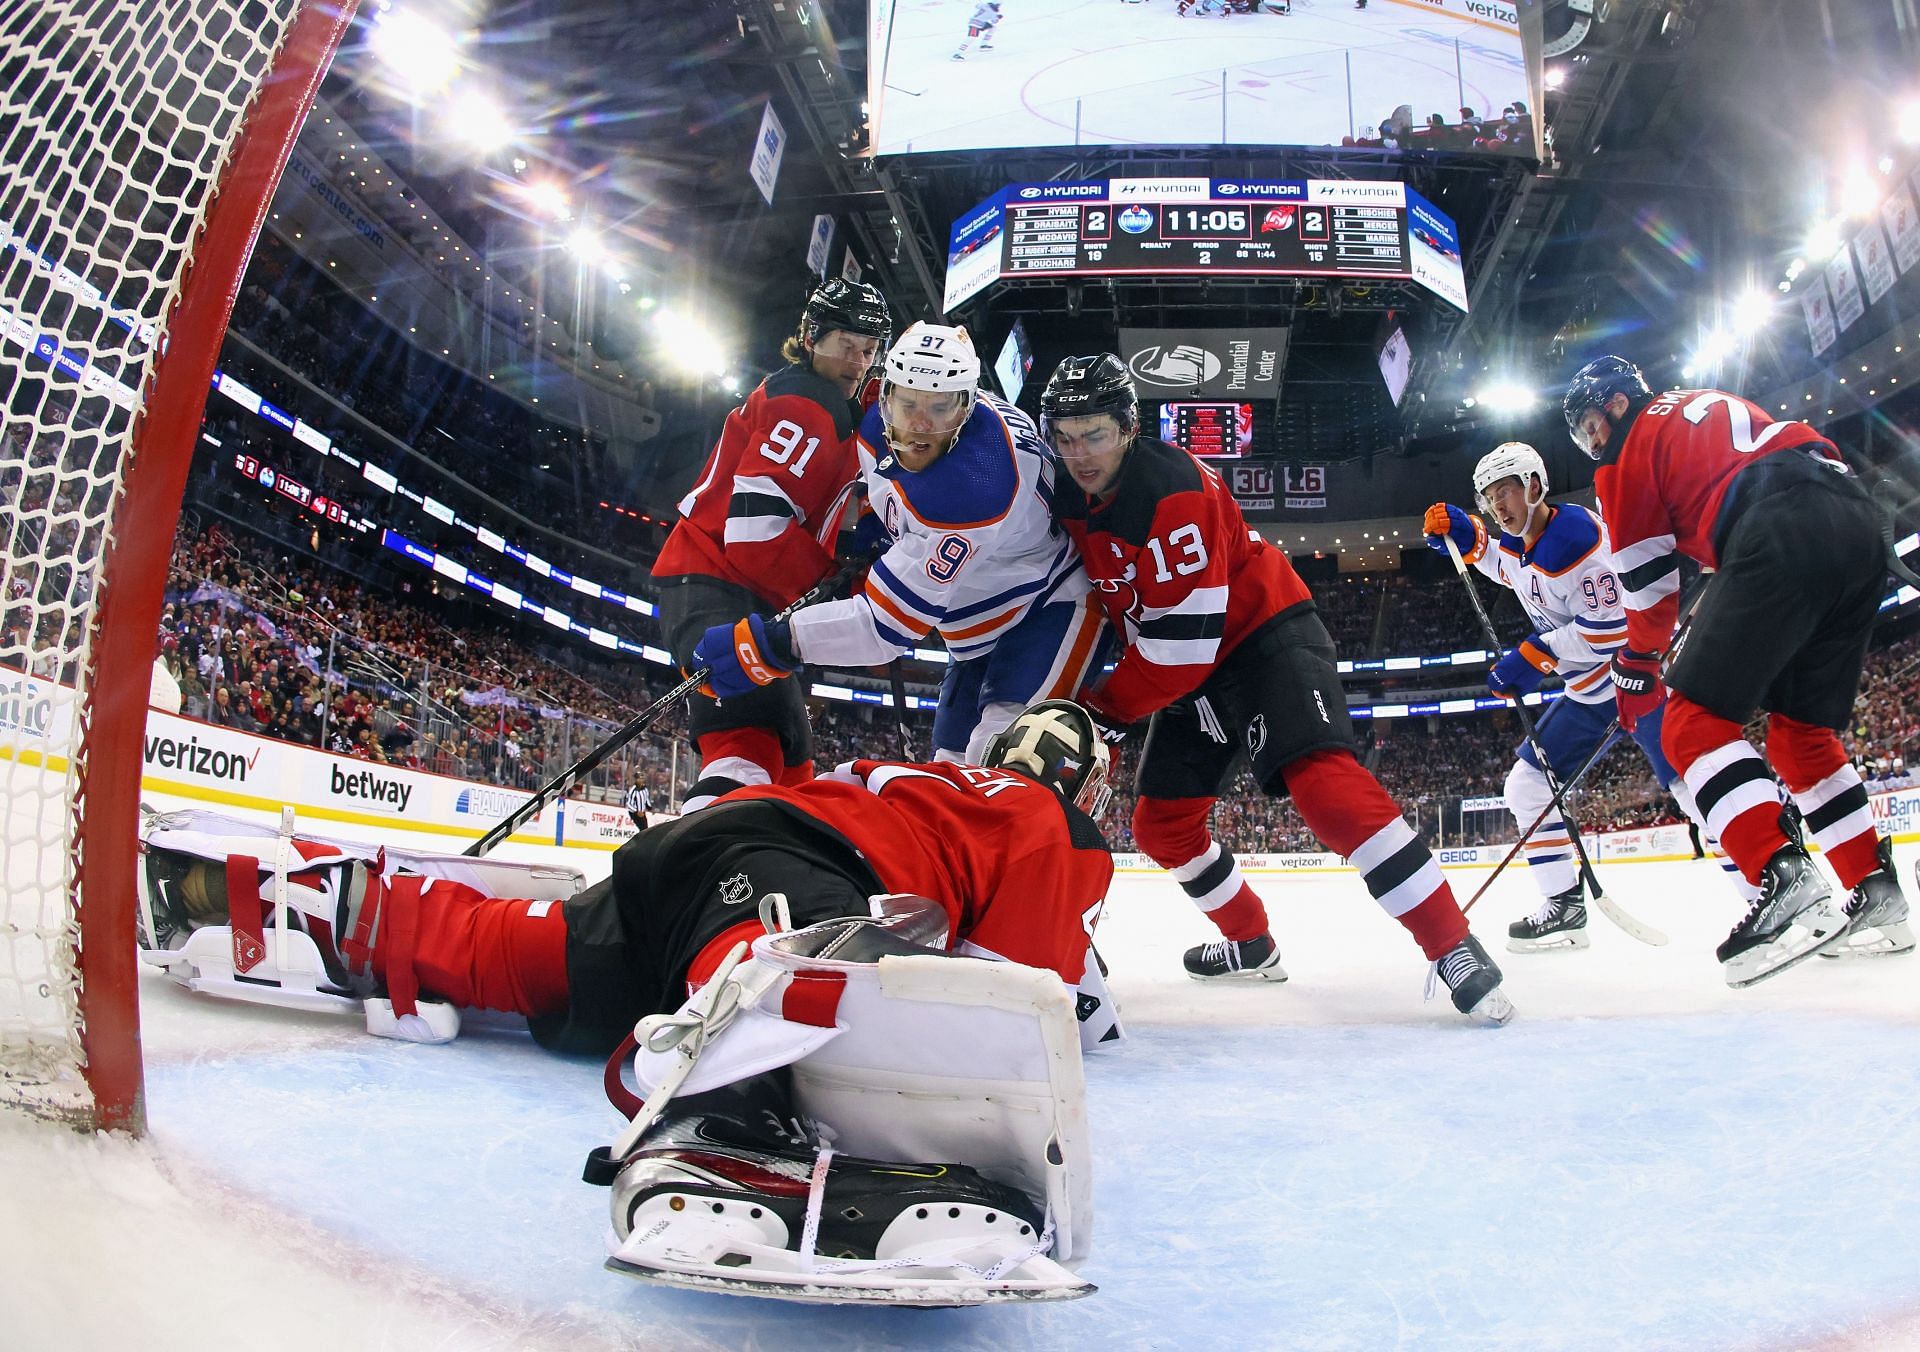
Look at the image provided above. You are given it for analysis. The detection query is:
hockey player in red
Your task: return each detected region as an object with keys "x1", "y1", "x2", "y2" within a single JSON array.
[
  {"x1": 1564, "y1": 355, "x2": 1912, "y2": 985},
  {"x1": 652, "y1": 279, "x2": 890, "y2": 810},
  {"x1": 138, "y1": 701, "x2": 1117, "y2": 1300},
  {"x1": 1040, "y1": 355, "x2": 1512, "y2": 1024}
]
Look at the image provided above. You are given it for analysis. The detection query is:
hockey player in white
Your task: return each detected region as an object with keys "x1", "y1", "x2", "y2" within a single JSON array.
[
  {"x1": 1423, "y1": 442, "x2": 1753, "y2": 952},
  {"x1": 952, "y1": 1, "x2": 1002, "y2": 59},
  {"x1": 695, "y1": 323, "x2": 1105, "y2": 763}
]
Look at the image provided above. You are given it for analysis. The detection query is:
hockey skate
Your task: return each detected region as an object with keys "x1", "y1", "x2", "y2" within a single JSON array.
[
  {"x1": 1507, "y1": 886, "x2": 1590, "y2": 953},
  {"x1": 1183, "y1": 931, "x2": 1288, "y2": 982},
  {"x1": 1718, "y1": 844, "x2": 1853, "y2": 987},
  {"x1": 1818, "y1": 838, "x2": 1915, "y2": 959},
  {"x1": 601, "y1": 1073, "x2": 1084, "y2": 1307},
  {"x1": 1428, "y1": 934, "x2": 1514, "y2": 1025}
]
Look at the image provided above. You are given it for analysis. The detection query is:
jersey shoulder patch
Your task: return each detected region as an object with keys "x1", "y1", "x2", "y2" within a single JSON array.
[
  {"x1": 1527, "y1": 503, "x2": 1604, "y2": 575},
  {"x1": 763, "y1": 362, "x2": 855, "y2": 440},
  {"x1": 876, "y1": 400, "x2": 1021, "y2": 530}
]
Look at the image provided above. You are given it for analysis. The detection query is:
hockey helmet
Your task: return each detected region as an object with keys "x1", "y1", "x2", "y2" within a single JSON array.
[
  {"x1": 1563, "y1": 355, "x2": 1651, "y2": 460},
  {"x1": 1472, "y1": 441, "x2": 1549, "y2": 516},
  {"x1": 802, "y1": 278, "x2": 891, "y2": 349},
  {"x1": 879, "y1": 322, "x2": 979, "y2": 463},
  {"x1": 982, "y1": 699, "x2": 1113, "y2": 820},
  {"x1": 1039, "y1": 353, "x2": 1139, "y2": 443}
]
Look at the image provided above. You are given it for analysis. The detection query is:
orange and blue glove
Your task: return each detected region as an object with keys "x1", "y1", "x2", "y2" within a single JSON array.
[
  {"x1": 1609, "y1": 648, "x2": 1663, "y2": 731},
  {"x1": 1423, "y1": 501, "x2": 1488, "y2": 563},
  {"x1": 1488, "y1": 635, "x2": 1556, "y2": 698},
  {"x1": 692, "y1": 614, "x2": 797, "y2": 701}
]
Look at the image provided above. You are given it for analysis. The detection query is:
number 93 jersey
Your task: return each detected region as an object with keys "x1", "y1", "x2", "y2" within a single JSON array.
[
  {"x1": 790, "y1": 392, "x2": 1090, "y2": 666},
  {"x1": 1467, "y1": 502, "x2": 1630, "y2": 705}
]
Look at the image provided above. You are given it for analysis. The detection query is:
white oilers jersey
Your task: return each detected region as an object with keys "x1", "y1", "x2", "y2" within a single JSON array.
[
  {"x1": 1470, "y1": 503, "x2": 1629, "y2": 705},
  {"x1": 788, "y1": 392, "x2": 1089, "y2": 666}
]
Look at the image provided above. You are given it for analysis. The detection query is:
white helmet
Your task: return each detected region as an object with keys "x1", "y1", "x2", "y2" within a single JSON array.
[
  {"x1": 1472, "y1": 441, "x2": 1549, "y2": 516},
  {"x1": 981, "y1": 699, "x2": 1112, "y2": 820},
  {"x1": 880, "y1": 322, "x2": 978, "y2": 462}
]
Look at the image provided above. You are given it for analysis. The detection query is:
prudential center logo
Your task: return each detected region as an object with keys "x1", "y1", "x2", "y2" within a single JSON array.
[{"x1": 1128, "y1": 343, "x2": 1221, "y2": 388}]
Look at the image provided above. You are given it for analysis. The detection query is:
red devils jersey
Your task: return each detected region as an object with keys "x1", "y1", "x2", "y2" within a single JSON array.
[
  {"x1": 1594, "y1": 388, "x2": 1842, "y2": 654},
  {"x1": 1056, "y1": 436, "x2": 1311, "y2": 724},
  {"x1": 652, "y1": 363, "x2": 863, "y2": 608},
  {"x1": 734, "y1": 759, "x2": 1113, "y2": 984}
]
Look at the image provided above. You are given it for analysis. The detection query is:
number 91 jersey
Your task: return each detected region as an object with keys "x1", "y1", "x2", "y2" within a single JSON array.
[{"x1": 1055, "y1": 434, "x2": 1311, "y2": 725}]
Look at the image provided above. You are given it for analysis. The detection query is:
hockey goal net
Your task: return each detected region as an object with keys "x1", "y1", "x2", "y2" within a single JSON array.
[{"x1": 1, "y1": 0, "x2": 353, "y2": 1131}]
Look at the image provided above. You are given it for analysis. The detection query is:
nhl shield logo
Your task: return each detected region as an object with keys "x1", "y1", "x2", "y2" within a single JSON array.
[
  {"x1": 719, "y1": 872, "x2": 753, "y2": 906},
  {"x1": 1247, "y1": 714, "x2": 1268, "y2": 757}
]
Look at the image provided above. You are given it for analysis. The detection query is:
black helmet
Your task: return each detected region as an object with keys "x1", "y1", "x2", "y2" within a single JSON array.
[
  {"x1": 1563, "y1": 355, "x2": 1651, "y2": 460},
  {"x1": 981, "y1": 699, "x2": 1112, "y2": 819},
  {"x1": 1039, "y1": 353, "x2": 1139, "y2": 438},
  {"x1": 802, "y1": 278, "x2": 891, "y2": 348}
]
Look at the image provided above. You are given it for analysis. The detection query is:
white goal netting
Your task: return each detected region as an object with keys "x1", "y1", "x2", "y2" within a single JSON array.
[{"x1": 1, "y1": 0, "x2": 328, "y2": 1126}]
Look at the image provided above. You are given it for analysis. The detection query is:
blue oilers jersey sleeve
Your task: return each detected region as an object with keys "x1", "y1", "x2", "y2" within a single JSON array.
[
  {"x1": 1481, "y1": 504, "x2": 1630, "y2": 704},
  {"x1": 788, "y1": 392, "x2": 1089, "y2": 666}
]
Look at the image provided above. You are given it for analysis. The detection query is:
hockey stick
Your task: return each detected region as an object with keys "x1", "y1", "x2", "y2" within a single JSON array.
[
  {"x1": 1444, "y1": 537, "x2": 1667, "y2": 945},
  {"x1": 887, "y1": 658, "x2": 917, "y2": 761},
  {"x1": 1462, "y1": 723, "x2": 1623, "y2": 916},
  {"x1": 465, "y1": 569, "x2": 848, "y2": 858}
]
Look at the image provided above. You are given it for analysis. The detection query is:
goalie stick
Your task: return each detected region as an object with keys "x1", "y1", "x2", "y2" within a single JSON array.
[{"x1": 1444, "y1": 537, "x2": 1666, "y2": 946}]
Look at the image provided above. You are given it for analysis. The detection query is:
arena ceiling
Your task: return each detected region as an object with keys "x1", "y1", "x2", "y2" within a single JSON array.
[{"x1": 312, "y1": 0, "x2": 1920, "y2": 494}]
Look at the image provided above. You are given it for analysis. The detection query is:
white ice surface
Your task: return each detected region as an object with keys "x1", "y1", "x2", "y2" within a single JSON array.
[{"x1": 6, "y1": 848, "x2": 1920, "y2": 1350}]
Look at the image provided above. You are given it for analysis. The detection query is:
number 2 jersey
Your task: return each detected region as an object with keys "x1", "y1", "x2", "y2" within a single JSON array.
[
  {"x1": 732, "y1": 758, "x2": 1114, "y2": 984},
  {"x1": 1593, "y1": 387, "x2": 1844, "y2": 655},
  {"x1": 788, "y1": 390, "x2": 1089, "y2": 665},
  {"x1": 1056, "y1": 434, "x2": 1311, "y2": 725},
  {"x1": 652, "y1": 362, "x2": 864, "y2": 609},
  {"x1": 1461, "y1": 503, "x2": 1629, "y2": 705}
]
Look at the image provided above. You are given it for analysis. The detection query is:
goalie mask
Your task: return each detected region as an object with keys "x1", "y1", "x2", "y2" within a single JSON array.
[
  {"x1": 982, "y1": 699, "x2": 1112, "y2": 819},
  {"x1": 879, "y1": 321, "x2": 978, "y2": 468},
  {"x1": 1471, "y1": 441, "x2": 1548, "y2": 517}
]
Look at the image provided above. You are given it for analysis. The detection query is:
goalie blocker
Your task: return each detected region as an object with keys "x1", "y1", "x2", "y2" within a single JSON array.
[{"x1": 138, "y1": 701, "x2": 1117, "y2": 1305}]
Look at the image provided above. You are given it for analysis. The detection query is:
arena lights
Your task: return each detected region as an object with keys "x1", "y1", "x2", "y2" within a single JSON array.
[
  {"x1": 521, "y1": 180, "x2": 571, "y2": 221},
  {"x1": 445, "y1": 88, "x2": 512, "y2": 154},
  {"x1": 1473, "y1": 380, "x2": 1538, "y2": 415},
  {"x1": 369, "y1": 9, "x2": 458, "y2": 96},
  {"x1": 566, "y1": 227, "x2": 608, "y2": 267},
  {"x1": 1902, "y1": 99, "x2": 1920, "y2": 145},
  {"x1": 1543, "y1": 66, "x2": 1566, "y2": 90},
  {"x1": 1803, "y1": 216, "x2": 1845, "y2": 263},
  {"x1": 651, "y1": 306, "x2": 730, "y2": 378},
  {"x1": 1839, "y1": 164, "x2": 1883, "y2": 219}
]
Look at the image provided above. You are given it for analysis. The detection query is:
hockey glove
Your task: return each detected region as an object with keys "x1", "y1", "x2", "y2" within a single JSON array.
[
  {"x1": 692, "y1": 614, "x2": 798, "y2": 701},
  {"x1": 1487, "y1": 635, "x2": 1556, "y2": 699},
  {"x1": 1609, "y1": 648, "x2": 1663, "y2": 732},
  {"x1": 1422, "y1": 502, "x2": 1487, "y2": 564},
  {"x1": 846, "y1": 506, "x2": 890, "y2": 562},
  {"x1": 1082, "y1": 696, "x2": 1135, "y2": 747}
]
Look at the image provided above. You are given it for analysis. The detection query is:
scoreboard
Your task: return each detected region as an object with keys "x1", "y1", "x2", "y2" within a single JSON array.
[
  {"x1": 1158, "y1": 402, "x2": 1253, "y2": 459},
  {"x1": 944, "y1": 177, "x2": 1467, "y2": 312},
  {"x1": 1007, "y1": 201, "x2": 1406, "y2": 280}
]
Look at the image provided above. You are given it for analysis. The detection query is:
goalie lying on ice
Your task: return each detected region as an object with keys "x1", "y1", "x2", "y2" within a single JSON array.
[{"x1": 138, "y1": 700, "x2": 1118, "y2": 1305}]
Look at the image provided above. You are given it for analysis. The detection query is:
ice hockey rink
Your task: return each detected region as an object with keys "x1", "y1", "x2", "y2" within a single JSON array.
[
  {"x1": 6, "y1": 822, "x2": 1920, "y2": 1351},
  {"x1": 873, "y1": 0, "x2": 1530, "y2": 152}
]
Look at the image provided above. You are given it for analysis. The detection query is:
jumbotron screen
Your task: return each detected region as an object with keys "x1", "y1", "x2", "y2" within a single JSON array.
[
  {"x1": 944, "y1": 177, "x2": 1467, "y2": 313},
  {"x1": 1159, "y1": 402, "x2": 1253, "y2": 460},
  {"x1": 868, "y1": 0, "x2": 1537, "y2": 158}
]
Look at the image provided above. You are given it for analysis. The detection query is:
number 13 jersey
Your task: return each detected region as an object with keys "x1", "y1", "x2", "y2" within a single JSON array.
[{"x1": 1056, "y1": 434, "x2": 1311, "y2": 725}]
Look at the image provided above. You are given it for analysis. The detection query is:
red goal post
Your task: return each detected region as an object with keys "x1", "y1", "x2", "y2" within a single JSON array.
[{"x1": 0, "y1": 0, "x2": 357, "y2": 1132}]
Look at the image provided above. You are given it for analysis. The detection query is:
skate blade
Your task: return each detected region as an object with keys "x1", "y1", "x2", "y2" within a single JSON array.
[
  {"x1": 1506, "y1": 930, "x2": 1590, "y2": 954},
  {"x1": 1817, "y1": 920, "x2": 1915, "y2": 959},
  {"x1": 1187, "y1": 964, "x2": 1289, "y2": 984},
  {"x1": 605, "y1": 1252, "x2": 1094, "y2": 1308},
  {"x1": 1724, "y1": 911, "x2": 1854, "y2": 988},
  {"x1": 1463, "y1": 988, "x2": 1515, "y2": 1026}
]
